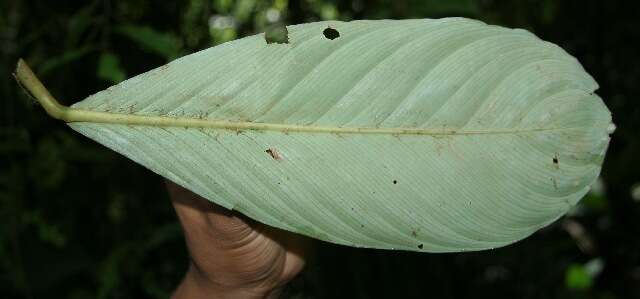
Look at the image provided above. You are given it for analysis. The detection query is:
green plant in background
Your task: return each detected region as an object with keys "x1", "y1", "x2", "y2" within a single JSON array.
[
  {"x1": 566, "y1": 263, "x2": 593, "y2": 290},
  {"x1": 97, "y1": 53, "x2": 126, "y2": 84},
  {"x1": 565, "y1": 258, "x2": 604, "y2": 291},
  {"x1": 16, "y1": 18, "x2": 612, "y2": 253},
  {"x1": 115, "y1": 25, "x2": 184, "y2": 60}
]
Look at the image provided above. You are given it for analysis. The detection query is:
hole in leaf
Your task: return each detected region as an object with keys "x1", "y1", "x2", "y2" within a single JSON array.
[
  {"x1": 323, "y1": 27, "x2": 340, "y2": 40},
  {"x1": 418, "y1": 244, "x2": 423, "y2": 249},
  {"x1": 553, "y1": 157, "x2": 559, "y2": 164},
  {"x1": 265, "y1": 24, "x2": 289, "y2": 44},
  {"x1": 393, "y1": 180, "x2": 398, "y2": 185}
]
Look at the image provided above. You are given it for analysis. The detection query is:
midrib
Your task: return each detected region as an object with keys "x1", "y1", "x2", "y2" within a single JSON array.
[
  {"x1": 62, "y1": 107, "x2": 566, "y2": 136},
  {"x1": 15, "y1": 59, "x2": 568, "y2": 136}
]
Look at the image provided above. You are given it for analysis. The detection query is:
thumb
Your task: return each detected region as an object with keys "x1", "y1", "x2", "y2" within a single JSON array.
[{"x1": 165, "y1": 180, "x2": 256, "y2": 245}]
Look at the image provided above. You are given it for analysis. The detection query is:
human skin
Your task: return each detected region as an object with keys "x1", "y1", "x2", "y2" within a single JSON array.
[{"x1": 166, "y1": 181, "x2": 308, "y2": 299}]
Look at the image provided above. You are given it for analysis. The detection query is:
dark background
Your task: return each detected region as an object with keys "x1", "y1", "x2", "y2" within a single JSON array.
[{"x1": 1, "y1": 0, "x2": 639, "y2": 298}]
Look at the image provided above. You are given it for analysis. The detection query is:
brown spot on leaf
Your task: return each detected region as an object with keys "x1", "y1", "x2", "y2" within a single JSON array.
[{"x1": 265, "y1": 148, "x2": 282, "y2": 160}]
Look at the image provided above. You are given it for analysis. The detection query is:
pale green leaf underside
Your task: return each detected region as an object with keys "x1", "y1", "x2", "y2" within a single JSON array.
[{"x1": 67, "y1": 18, "x2": 612, "y2": 252}]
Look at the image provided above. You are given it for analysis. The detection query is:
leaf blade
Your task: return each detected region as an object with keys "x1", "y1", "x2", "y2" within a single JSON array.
[{"x1": 27, "y1": 18, "x2": 612, "y2": 252}]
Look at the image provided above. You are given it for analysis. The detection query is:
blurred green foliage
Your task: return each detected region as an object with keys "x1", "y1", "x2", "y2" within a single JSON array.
[
  {"x1": 97, "y1": 53, "x2": 126, "y2": 84},
  {"x1": 1, "y1": 0, "x2": 639, "y2": 298},
  {"x1": 566, "y1": 263, "x2": 593, "y2": 290},
  {"x1": 115, "y1": 25, "x2": 183, "y2": 60}
]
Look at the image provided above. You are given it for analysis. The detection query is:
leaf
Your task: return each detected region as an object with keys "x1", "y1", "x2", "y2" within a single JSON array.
[
  {"x1": 97, "y1": 52, "x2": 126, "y2": 84},
  {"x1": 565, "y1": 263, "x2": 593, "y2": 290},
  {"x1": 38, "y1": 46, "x2": 96, "y2": 76},
  {"x1": 115, "y1": 25, "x2": 182, "y2": 60},
  {"x1": 16, "y1": 18, "x2": 613, "y2": 252}
]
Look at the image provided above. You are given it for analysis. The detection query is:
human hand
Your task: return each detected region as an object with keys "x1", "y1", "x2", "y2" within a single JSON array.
[{"x1": 166, "y1": 181, "x2": 308, "y2": 299}]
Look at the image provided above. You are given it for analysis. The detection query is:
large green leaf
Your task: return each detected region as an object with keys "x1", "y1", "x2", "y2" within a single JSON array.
[{"x1": 16, "y1": 18, "x2": 613, "y2": 252}]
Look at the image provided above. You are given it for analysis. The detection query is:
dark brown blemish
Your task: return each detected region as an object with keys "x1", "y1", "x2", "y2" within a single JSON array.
[
  {"x1": 418, "y1": 244, "x2": 423, "y2": 249},
  {"x1": 265, "y1": 148, "x2": 282, "y2": 160},
  {"x1": 323, "y1": 27, "x2": 340, "y2": 40},
  {"x1": 411, "y1": 230, "x2": 418, "y2": 237}
]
